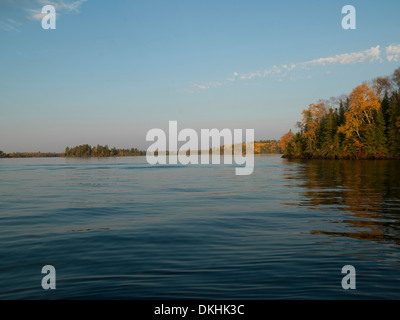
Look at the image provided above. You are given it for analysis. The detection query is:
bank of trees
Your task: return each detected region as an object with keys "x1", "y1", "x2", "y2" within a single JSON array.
[
  {"x1": 254, "y1": 140, "x2": 283, "y2": 154},
  {"x1": 64, "y1": 144, "x2": 145, "y2": 157},
  {"x1": 281, "y1": 67, "x2": 400, "y2": 159},
  {"x1": 0, "y1": 145, "x2": 146, "y2": 158},
  {"x1": 0, "y1": 151, "x2": 63, "y2": 158},
  {"x1": 217, "y1": 140, "x2": 283, "y2": 155}
]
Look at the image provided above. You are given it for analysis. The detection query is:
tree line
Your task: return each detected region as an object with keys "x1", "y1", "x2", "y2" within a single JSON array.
[
  {"x1": 0, "y1": 151, "x2": 63, "y2": 158},
  {"x1": 280, "y1": 67, "x2": 400, "y2": 159},
  {"x1": 64, "y1": 144, "x2": 146, "y2": 157},
  {"x1": 0, "y1": 145, "x2": 146, "y2": 158},
  {"x1": 254, "y1": 140, "x2": 284, "y2": 154},
  {"x1": 219, "y1": 140, "x2": 283, "y2": 155},
  {"x1": 1, "y1": 141, "x2": 283, "y2": 159}
]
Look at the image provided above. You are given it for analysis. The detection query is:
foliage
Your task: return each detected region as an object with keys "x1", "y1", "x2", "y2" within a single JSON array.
[
  {"x1": 254, "y1": 140, "x2": 284, "y2": 154},
  {"x1": 282, "y1": 67, "x2": 400, "y2": 159},
  {"x1": 0, "y1": 151, "x2": 63, "y2": 158},
  {"x1": 64, "y1": 144, "x2": 146, "y2": 157}
]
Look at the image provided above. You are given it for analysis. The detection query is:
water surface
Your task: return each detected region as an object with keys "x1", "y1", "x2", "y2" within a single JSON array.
[{"x1": 1, "y1": 155, "x2": 400, "y2": 299}]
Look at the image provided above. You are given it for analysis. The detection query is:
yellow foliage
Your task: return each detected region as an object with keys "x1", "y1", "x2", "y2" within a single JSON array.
[
  {"x1": 338, "y1": 83, "x2": 380, "y2": 139},
  {"x1": 279, "y1": 130, "x2": 295, "y2": 151},
  {"x1": 301, "y1": 103, "x2": 327, "y2": 150}
]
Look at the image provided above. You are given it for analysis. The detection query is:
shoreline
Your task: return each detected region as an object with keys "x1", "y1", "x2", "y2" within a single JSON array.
[{"x1": 281, "y1": 154, "x2": 400, "y2": 160}]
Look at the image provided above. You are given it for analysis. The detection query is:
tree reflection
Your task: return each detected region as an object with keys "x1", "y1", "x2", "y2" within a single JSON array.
[{"x1": 284, "y1": 159, "x2": 400, "y2": 244}]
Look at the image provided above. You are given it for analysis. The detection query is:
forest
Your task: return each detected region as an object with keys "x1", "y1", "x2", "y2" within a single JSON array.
[
  {"x1": 280, "y1": 67, "x2": 400, "y2": 159},
  {"x1": 64, "y1": 144, "x2": 146, "y2": 157},
  {"x1": 0, "y1": 145, "x2": 146, "y2": 158},
  {"x1": 0, "y1": 151, "x2": 63, "y2": 158}
]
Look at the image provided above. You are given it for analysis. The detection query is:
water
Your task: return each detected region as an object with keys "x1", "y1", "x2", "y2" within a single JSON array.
[{"x1": 1, "y1": 154, "x2": 400, "y2": 299}]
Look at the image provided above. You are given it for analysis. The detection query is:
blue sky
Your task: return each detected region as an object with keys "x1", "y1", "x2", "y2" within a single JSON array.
[{"x1": 1, "y1": 0, "x2": 400, "y2": 152}]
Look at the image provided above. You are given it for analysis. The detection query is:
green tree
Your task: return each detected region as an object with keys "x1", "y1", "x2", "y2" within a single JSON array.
[
  {"x1": 364, "y1": 108, "x2": 388, "y2": 156},
  {"x1": 387, "y1": 92, "x2": 400, "y2": 155}
]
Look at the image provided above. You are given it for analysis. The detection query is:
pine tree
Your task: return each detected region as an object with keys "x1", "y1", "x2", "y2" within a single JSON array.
[
  {"x1": 364, "y1": 108, "x2": 388, "y2": 156},
  {"x1": 319, "y1": 108, "x2": 338, "y2": 157},
  {"x1": 387, "y1": 92, "x2": 400, "y2": 155}
]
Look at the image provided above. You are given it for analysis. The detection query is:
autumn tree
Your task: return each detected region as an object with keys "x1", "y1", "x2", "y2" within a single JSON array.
[
  {"x1": 300, "y1": 102, "x2": 327, "y2": 154},
  {"x1": 392, "y1": 67, "x2": 400, "y2": 89},
  {"x1": 279, "y1": 130, "x2": 295, "y2": 152},
  {"x1": 282, "y1": 67, "x2": 400, "y2": 159},
  {"x1": 371, "y1": 76, "x2": 392, "y2": 100},
  {"x1": 338, "y1": 83, "x2": 380, "y2": 153}
]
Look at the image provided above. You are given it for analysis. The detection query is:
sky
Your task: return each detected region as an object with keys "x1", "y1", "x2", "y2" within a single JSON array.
[{"x1": 1, "y1": 0, "x2": 400, "y2": 152}]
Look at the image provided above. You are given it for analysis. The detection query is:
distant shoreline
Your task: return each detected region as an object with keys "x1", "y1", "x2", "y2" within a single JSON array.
[
  {"x1": 1, "y1": 141, "x2": 284, "y2": 159},
  {"x1": 0, "y1": 152, "x2": 64, "y2": 159},
  {"x1": 3, "y1": 152, "x2": 400, "y2": 160},
  {"x1": 0, "y1": 152, "x2": 145, "y2": 159}
]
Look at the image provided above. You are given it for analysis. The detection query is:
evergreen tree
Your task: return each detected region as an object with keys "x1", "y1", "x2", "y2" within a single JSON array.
[
  {"x1": 319, "y1": 108, "x2": 338, "y2": 157},
  {"x1": 387, "y1": 92, "x2": 400, "y2": 155},
  {"x1": 281, "y1": 67, "x2": 400, "y2": 159},
  {"x1": 364, "y1": 108, "x2": 388, "y2": 156}
]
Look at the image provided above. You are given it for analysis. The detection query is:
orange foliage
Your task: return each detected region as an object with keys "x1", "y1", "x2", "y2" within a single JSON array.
[
  {"x1": 301, "y1": 103, "x2": 327, "y2": 150},
  {"x1": 338, "y1": 83, "x2": 380, "y2": 139},
  {"x1": 279, "y1": 130, "x2": 295, "y2": 151}
]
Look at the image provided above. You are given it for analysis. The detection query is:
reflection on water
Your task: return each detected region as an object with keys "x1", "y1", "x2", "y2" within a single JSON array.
[
  {"x1": 1, "y1": 155, "x2": 400, "y2": 299},
  {"x1": 285, "y1": 159, "x2": 400, "y2": 244}
]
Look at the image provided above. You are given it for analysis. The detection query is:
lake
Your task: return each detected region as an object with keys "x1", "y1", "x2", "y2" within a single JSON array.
[{"x1": 1, "y1": 154, "x2": 400, "y2": 299}]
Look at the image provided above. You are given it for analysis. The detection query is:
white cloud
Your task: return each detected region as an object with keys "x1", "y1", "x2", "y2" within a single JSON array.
[
  {"x1": 26, "y1": 8, "x2": 46, "y2": 21},
  {"x1": 239, "y1": 71, "x2": 262, "y2": 80},
  {"x1": 193, "y1": 82, "x2": 222, "y2": 90},
  {"x1": 0, "y1": 0, "x2": 88, "y2": 28},
  {"x1": 287, "y1": 64, "x2": 296, "y2": 71},
  {"x1": 386, "y1": 44, "x2": 400, "y2": 62},
  {"x1": 239, "y1": 65, "x2": 282, "y2": 80},
  {"x1": 27, "y1": 0, "x2": 88, "y2": 20},
  {"x1": 233, "y1": 47, "x2": 382, "y2": 85},
  {"x1": 301, "y1": 45, "x2": 382, "y2": 67},
  {"x1": 227, "y1": 72, "x2": 239, "y2": 81},
  {"x1": 191, "y1": 43, "x2": 398, "y2": 92},
  {"x1": 39, "y1": 0, "x2": 87, "y2": 13}
]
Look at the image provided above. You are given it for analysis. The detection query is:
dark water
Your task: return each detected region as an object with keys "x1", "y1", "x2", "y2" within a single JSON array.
[{"x1": 1, "y1": 154, "x2": 400, "y2": 299}]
